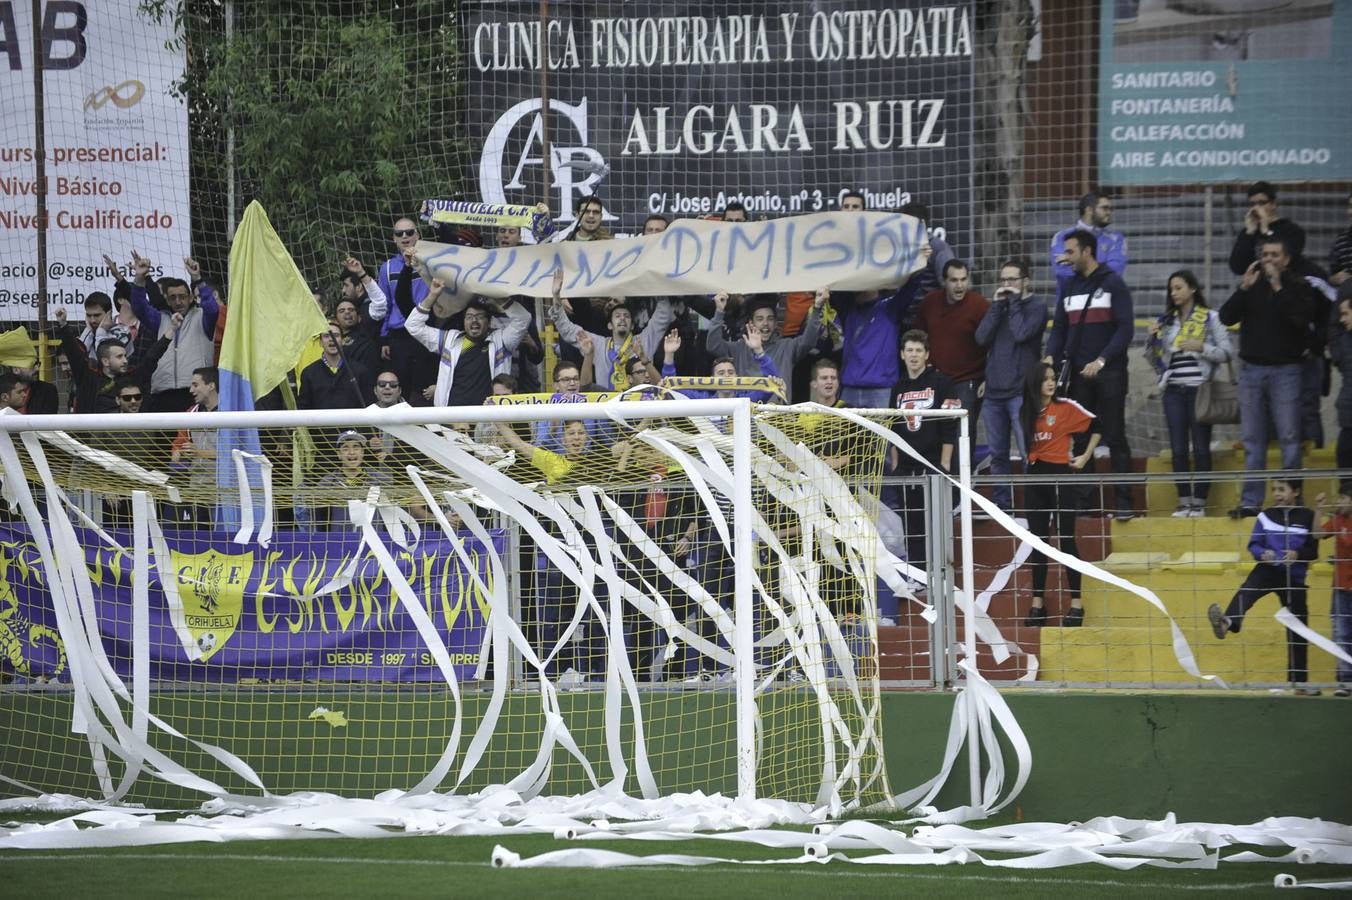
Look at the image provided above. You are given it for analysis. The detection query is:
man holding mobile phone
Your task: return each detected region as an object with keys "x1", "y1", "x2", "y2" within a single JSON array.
[
  {"x1": 1228, "y1": 181, "x2": 1308, "y2": 276},
  {"x1": 1220, "y1": 236, "x2": 1320, "y2": 518},
  {"x1": 975, "y1": 260, "x2": 1048, "y2": 513}
]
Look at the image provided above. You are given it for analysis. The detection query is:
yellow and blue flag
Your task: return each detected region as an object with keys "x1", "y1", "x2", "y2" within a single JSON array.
[
  {"x1": 218, "y1": 201, "x2": 328, "y2": 534},
  {"x1": 220, "y1": 201, "x2": 328, "y2": 410}
]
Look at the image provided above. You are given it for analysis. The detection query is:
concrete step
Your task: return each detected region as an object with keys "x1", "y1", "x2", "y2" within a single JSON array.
[
  {"x1": 1107, "y1": 515, "x2": 1250, "y2": 555},
  {"x1": 1035, "y1": 615, "x2": 1340, "y2": 686},
  {"x1": 1078, "y1": 569, "x2": 1335, "y2": 612},
  {"x1": 1146, "y1": 445, "x2": 1340, "y2": 472}
]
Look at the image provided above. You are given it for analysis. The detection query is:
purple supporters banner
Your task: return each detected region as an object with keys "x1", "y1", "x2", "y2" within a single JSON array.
[{"x1": 0, "y1": 525, "x2": 504, "y2": 683}]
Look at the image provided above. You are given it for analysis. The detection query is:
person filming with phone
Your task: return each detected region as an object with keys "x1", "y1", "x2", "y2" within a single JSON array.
[{"x1": 1219, "y1": 237, "x2": 1322, "y2": 519}]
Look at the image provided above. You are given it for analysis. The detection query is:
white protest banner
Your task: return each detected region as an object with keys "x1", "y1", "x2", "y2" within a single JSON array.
[
  {"x1": 0, "y1": 0, "x2": 191, "y2": 321},
  {"x1": 415, "y1": 211, "x2": 926, "y2": 303}
]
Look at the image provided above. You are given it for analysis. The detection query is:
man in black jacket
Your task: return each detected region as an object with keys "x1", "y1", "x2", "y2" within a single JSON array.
[
  {"x1": 1045, "y1": 229, "x2": 1136, "y2": 518},
  {"x1": 1220, "y1": 236, "x2": 1318, "y2": 517},
  {"x1": 1228, "y1": 181, "x2": 1307, "y2": 276},
  {"x1": 52, "y1": 307, "x2": 171, "y2": 414},
  {"x1": 299, "y1": 320, "x2": 370, "y2": 411},
  {"x1": 888, "y1": 329, "x2": 959, "y2": 578}
]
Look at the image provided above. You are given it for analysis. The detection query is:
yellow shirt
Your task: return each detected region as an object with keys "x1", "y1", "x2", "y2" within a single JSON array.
[{"x1": 530, "y1": 447, "x2": 575, "y2": 484}]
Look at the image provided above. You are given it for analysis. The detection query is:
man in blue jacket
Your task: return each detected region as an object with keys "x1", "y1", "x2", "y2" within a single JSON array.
[
  {"x1": 1049, "y1": 192, "x2": 1128, "y2": 296},
  {"x1": 375, "y1": 218, "x2": 437, "y2": 405}
]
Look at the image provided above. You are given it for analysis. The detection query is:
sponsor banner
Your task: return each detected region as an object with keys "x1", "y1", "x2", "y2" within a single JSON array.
[
  {"x1": 463, "y1": 1, "x2": 973, "y2": 246},
  {"x1": 1099, "y1": 0, "x2": 1352, "y2": 184},
  {"x1": 0, "y1": 0, "x2": 191, "y2": 320},
  {"x1": 417, "y1": 211, "x2": 926, "y2": 298},
  {"x1": 0, "y1": 525, "x2": 503, "y2": 682}
]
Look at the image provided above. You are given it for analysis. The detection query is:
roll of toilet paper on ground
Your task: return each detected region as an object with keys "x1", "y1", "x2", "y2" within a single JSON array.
[
  {"x1": 553, "y1": 826, "x2": 578, "y2": 840},
  {"x1": 491, "y1": 846, "x2": 521, "y2": 868},
  {"x1": 812, "y1": 823, "x2": 835, "y2": 836},
  {"x1": 1295, "y1": 847, "x2": 1316, "y2": 864},
  {"x1": 805, "y1": 841, "x2": 830, "y2": 858},
  {"x1": 1274, "y1": 873, "x2": 1297, "y2": 888}
]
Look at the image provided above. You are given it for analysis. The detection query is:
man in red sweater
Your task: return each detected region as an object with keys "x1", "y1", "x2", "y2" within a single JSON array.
[{"x1": 914, "y1": 259, "x2": 990, "y2": 422}]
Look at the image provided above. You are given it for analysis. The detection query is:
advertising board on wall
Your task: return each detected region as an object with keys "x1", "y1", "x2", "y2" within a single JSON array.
[
  {"x1": 1099, "y1": 0, "x2": 1352, "y2": 185},
  {"x1": 0, "y1": 0, "x2": 191, "y2": 321},
  {"x1": 463, "y1": 1, "x2": 974, "y2": 248}
]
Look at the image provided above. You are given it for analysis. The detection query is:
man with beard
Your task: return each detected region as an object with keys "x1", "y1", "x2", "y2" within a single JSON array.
[
  {"x1": 51, "y1": 307, "x2": 172, "y2": 414},
  {"x1": 707, "y1": 291, "x2": 826, "y2": 401},
  {"x1": 405, "y1": 278, "x2": 530, "y2": 407},
  {"x1": 1050, "y1": 192, "x2": 1128, "y2": 295},
  {"x1": 548, "y1": 269, "x2": 674, "y2": 391},
  {"x1": 335, "y1": 255, "x2": 386, "y2": 374}
]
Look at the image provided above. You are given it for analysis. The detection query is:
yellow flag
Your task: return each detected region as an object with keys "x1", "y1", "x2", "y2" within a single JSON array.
[
  {"x1": 220, "y1": 201, "x2": 328, "y2": 408},
  {"x1": 0, "y1": 328, "x2": 36, "y2": 368}
]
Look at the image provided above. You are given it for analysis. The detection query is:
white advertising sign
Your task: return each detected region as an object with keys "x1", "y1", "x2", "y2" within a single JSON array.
[{"x1": 0, "y1": 0, "x2": 190, "y2": 320}]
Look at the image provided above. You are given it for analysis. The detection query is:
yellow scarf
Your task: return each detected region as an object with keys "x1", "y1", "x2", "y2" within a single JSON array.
[
  {"x1": 608, "y1": 334, "x2": 634, "y2": 390},
  {"x1": 1171, "y1": 306, "x2": 1208, "y2": 352}
]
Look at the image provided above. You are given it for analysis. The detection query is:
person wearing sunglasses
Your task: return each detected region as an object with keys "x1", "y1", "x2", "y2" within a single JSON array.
[
  {"x1": 113, "y1": 380, "x2": 144, "y2": 411},
  {"x1": 373, "y1": 217, "x2": 439, "y2": 407},
  {"x1": 371, "y1": 370, "x2": 403, "y2": 408}
]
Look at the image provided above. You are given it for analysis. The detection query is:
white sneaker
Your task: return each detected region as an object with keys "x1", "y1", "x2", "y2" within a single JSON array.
[
  {"x1": 1187, "y1": 505, "x2": 1206, "y2": 518},
  {"x1": 1171, "y1": 504, "x2": 1191, "y2": 518}
]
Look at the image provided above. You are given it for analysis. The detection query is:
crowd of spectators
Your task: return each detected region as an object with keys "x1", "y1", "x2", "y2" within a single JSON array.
[
  {"x1": 5, "y1": 185, "x2": 1346, "y2": 543},
  {"x1": 3, "y1": 184, "x2": 1349, "y2": 652}
]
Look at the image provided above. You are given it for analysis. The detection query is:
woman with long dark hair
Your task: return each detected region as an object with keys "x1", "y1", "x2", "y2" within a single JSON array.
[
  {"x1": 1145, "y1": 270, "x2": 1232, "y2": 516},
  {"x1": 1021, "y1": 361, "x2": 1101, "y2": 627}
]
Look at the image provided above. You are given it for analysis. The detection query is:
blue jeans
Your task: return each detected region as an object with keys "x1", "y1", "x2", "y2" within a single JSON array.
[
  {"x1": 1162, "y1": 384, "x2": 1213, "y2": 501},
  {"x1": 981, "y1": 394, "x2": 1024, "y2": 511},
  {"x1": 1238, "y1": 362, "x2": 1303, "y2": 509},
  {"x1": 1334, "y1": 588, "x2": 1352, "y2": 684},
  {"x1": 1301, "y1": 355, "x2": 1324, "y2": 447},
  {"x1": 951, "y1": 379, "x2": 984, "y2": 431},
  {"x1": 842, "y1": 385, "x2": 893, "y2": 409}
]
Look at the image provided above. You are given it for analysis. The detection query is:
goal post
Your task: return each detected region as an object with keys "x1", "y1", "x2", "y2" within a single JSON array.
[{"x1": 0, "y1": 397, "x2": 908, "y2": 814}]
